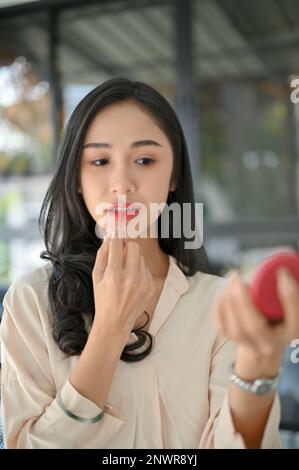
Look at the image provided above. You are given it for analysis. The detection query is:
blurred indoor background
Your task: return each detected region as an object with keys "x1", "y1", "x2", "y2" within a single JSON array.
[{"x1": 0, "y1": 0, "x2": 299, "y2": 448}]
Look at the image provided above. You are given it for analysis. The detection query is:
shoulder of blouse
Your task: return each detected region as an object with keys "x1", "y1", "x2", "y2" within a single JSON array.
[
  {"x1": 186, "y1": 269, "x2": 226, "y2": 296},
  {"x1": 2, "y1": 261, "x2": 53, "y2": 312},
  {"x1": 184, "y1": 269, "x2": 230, "y2": 355}
]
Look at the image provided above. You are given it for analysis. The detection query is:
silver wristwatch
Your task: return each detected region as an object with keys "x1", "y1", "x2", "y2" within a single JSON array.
[{"x1": 229, "y1": 362, "x2": 281, "y2": 396}]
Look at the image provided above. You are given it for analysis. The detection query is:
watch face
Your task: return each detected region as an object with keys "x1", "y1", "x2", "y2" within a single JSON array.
[{"x1": 256, "y1": 382, "x2": 271, "y2": 395}]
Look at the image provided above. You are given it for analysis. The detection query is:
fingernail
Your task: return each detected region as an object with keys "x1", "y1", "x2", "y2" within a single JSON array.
[{"x1": 277, "y1": 268, "x2": 297, "y2": 291}]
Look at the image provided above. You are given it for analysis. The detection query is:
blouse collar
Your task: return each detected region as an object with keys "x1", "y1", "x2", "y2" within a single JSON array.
[{"x1": 146, "y1": 254, "x2": 190, "y2": 336}]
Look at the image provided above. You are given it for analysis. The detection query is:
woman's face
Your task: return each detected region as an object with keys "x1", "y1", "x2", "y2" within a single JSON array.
[{"x1": 79, "y1": 100, "x2": 174, "y2": 239}]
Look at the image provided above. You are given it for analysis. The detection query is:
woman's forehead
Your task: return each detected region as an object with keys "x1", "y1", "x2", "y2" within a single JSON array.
[{"x1": 84, "y1": 102, "x2": 170, "y2": 145}]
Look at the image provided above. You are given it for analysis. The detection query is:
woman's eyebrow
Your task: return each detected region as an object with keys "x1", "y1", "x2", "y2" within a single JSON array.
[{"x1": 82, "y1": 139, "x2": 163, "y2": 149}]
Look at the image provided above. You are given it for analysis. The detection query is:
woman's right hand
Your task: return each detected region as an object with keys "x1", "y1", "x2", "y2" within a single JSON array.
[{"x1": 92, "y1": 236, "x2": 156, "y2": 336}]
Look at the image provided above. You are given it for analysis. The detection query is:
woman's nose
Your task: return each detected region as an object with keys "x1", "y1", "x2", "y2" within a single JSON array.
[{"x1": 110, "y1": 170, "x2": 135, "y2": 195}]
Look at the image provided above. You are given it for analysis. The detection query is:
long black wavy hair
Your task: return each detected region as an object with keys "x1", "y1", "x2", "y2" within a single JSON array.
[{"x1": 38, "y1": 77, "x2": 214, "y2": 362}]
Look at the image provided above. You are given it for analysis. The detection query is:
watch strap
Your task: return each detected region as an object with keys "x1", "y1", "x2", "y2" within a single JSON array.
[{"x1": 229, "y1": 362, "x2": 281, "y2": 396}]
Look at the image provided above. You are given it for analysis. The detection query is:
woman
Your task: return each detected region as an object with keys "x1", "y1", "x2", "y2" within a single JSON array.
[{"x1": 0, "y1": 78, "x2": 298, "y2": 449}]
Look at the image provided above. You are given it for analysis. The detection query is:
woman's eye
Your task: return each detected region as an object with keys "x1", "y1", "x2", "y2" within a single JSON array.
[
  {"x1": 90, "y1": 159, "x2": 108, "y2": 167},
  {"x1": 90, "y1": 157, "x2": 155, "y2": 167},
  {"x1": 136, "y1": 157, "x2": 155, "y2": 165}
]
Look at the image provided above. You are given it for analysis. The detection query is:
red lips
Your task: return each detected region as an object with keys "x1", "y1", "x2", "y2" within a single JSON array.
[
  {"x1": 110, "y1": 202, "x2": 140, "y2": 209},
  {"x1": 105, "y1": 203, "x2": 141, "y2": 220}
]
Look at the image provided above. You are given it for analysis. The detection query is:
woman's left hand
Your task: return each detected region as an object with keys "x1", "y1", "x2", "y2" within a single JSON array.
[{"x1": 212, "y1": 268, "x2": 299, "y2": 376}]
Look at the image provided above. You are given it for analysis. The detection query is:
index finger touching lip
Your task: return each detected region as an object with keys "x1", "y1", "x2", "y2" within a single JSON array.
[{"x1": 107, "y1": 235, "x2": 126, "y2": 271}]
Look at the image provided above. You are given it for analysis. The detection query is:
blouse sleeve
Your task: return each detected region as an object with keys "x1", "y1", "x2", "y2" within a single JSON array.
[
  {"x1": 0, "y1": 275, "x2": 125, "y2": 449},
  {"x1": 198, "y1": 334, "x2": 282, "y2": 449}
]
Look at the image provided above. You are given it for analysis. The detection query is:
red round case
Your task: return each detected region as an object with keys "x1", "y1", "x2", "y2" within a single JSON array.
[{"x1": 250, "y1": 251, "x2": 299, "y2": 322}]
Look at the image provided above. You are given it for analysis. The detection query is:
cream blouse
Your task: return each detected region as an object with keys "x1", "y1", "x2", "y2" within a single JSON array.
[{"x1": 0, "y1": 255, "x2": 282, "y2": 449}]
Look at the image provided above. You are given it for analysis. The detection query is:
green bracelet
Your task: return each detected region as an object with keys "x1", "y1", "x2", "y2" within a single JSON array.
[{"x1": 56, "y1": 390, "x2": 105, "y2": 424}]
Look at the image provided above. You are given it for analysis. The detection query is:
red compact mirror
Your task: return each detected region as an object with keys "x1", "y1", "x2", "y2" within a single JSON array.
[{"x1": 250, "y1": 251, "x2": 299, "y2": 322}]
